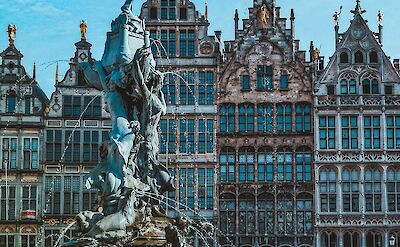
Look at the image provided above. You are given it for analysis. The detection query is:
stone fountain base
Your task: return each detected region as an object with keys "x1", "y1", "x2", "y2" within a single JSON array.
[{"x1": 63, "y1": 217, "x2": 191, "y2": 247}]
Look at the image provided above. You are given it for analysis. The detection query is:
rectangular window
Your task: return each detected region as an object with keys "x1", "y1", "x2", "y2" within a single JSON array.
[
  {"x1": 150, "y1": 30, "x2": 159, "y2": 57},
  {"x1": 277, "y1": 151, "x2": 292, "y2": 182},
  {"x1": 364, "y1": 116, "x2": 381, "y2": 149},
  {"x1": 22, "y1": 185, "x2": 37, "y2": 211},
  {"x1": 180, "y1": 7, "x2": 187, "y2": 20},
  {"x1": 295, "y1": 152, "x2": 312, "y2": 182},
  {"x1": 296, "y1": 200, "x2": 313, "y2": 235},
  {"x1": 199, "y1": 71, "x2": 214, "y2": 105},
  {"x1": 280, "y1": 74, "x2": 289, "y2": 90},
  {"x1": 21, "y1": 234, "x2": 36, "y2": 247},
  {"x1": 160, "y1": 0, "x2": 176, "y2": 20},
  {"x1": 0, "y1": 235, "x2": 15, "y2": 247},
  {"x1": 0, "y1": 185, "x2": 16, "y2": 220},
  {"x1": 198, "y1": 168, "x2": 214, "y2": 210},
  {"x1": 257, "y1": 65, "x2": 273, "y2": 90},
  {"x1": 179, "y1": 119, "x2": 195, "y2": 154},
  {"x1": 150, "y1": 7, "x2": 157, "y2": 19},
  {"x1": 161, "y1": 30, "x2": 176, "y2": 58},
  {"x1": 25, "y1": 97, "x2": 31, "y2": 114},
  {"x1": 220, "y1": 149, "x2": 235, "y2": 183},
  {"x1": 242, "y1": 75, "x2": 250, "y2": 90},
  {"x1": 6, "y1": 95, "x2": 16, "y2": 113},
  {"x1": 160, "y1": 119, "x2": 175, "y2": 154},
  {"x1": 83, "y1": 131, "x2": 99, "y2": 162},
  {"x1": 319, "y1": 116, "x2": 336, "y2": 149},
  {"x1": 277, "y1": 104, "x2": 292, "y2": 133},
  {"x1": 179, "y1": 168, "x2": 195, "y2": 209},
  {"x1": 341, "y1": 116, "x2": 358, "y2": 149},
  {"x1": 46, "y1": 130, "x2": 62, "y2": 162},
  {"x1": 179, "y1": 71, "x2": 195, "y2": 105},
  {"x1": 198, "y1": 119, "x2": 214, "y2": 154},
  {"x1": 180, "y1": 30, "x2": 195, "y2": 57},
  {"x1": 64, "y1": 130, "x2": 81, "y2": 162},
  {"x1": 387, "y1": 116, "x2": 400, "y2": 149},
  {"x1": 257, "y1": 151, "x2": 273, "y2": 182},
  {"x1": 23, "y1": 138, "x2": 39, "y2": 169},
  {"x1": 1, "y1": 138, "x2": 17, "y2": 169},
  {"x1": 295, "y1": 104, "x2": 311, "y2": 133},
  {"x1": 83, "y1": 96, "x2": 102, "y2": 117}
]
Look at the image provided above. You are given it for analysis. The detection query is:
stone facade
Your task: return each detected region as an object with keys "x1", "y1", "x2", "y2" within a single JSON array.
[
  {"x1": 42, "y1": 38, "x2": 110, "y2": 246},
  {"x1": 0, "y1": 42, "x2": 49, "y2": 246},
  {"x1": 141, "y1": 0, "x2": 221, "y2": 246},
  {"x1": 314, "y1": 2, "x2": 400, "y2": 247},
  {"x1": 216, "y1": 0, "x2": 314, "y2": 246}
]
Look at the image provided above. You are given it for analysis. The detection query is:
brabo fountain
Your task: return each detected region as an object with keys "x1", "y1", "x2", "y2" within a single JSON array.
[{"x1": 63, "y1": 0, "x2": 190, "y2": 246}]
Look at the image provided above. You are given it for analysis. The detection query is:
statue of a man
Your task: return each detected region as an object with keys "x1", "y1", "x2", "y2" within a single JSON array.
[
  {"x1": 7, "y1": 24, "x2": 17, "y2": 46},
  {"x1": 257, "y1": 4, "x2": 269, "y2": 29},
  {"x1": 80, "y1": 20, "x2": 87, "y2": 40}
]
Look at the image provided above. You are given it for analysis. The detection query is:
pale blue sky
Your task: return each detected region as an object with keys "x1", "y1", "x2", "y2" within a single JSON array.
[{"x1": 0, "y1": 0, "x2": 398, "y2": 96}]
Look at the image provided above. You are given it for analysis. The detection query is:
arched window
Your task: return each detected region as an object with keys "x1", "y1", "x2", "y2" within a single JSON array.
[
  {"x1": 388, "y1": 167, "x2": 400, "y2": 212},
  {"x1": 238, "y1": 194, "x2": 255, "y2": 235},
  {"x1": 220, "y1": 104, "x2": 235, "y2": 133},
  {"x1": 344, "y1": 232, "x2": 360, "y2": 247},
  {"x1": 239, "y1": 104, "x2": 254, "y2": 133},
  {"x1": 219, "y1": 147, "x2": 236, "y2": 183},
  {"x1": 365, "y1": 168, "x2": 382, "y2": 212},
  {"x1": 321, "y1": 232, "x2": 338, "y2": 247},
  {"x1": 369, "y1": 51, "x2": 378, "y2": 63},
  {"x1": 6, "y1": 91, "x2": 16, "y2": 113},
  {"x1": 342, "y1": 168, "x2": 360, "y2": 212},
  {"x1": 257, "y1": 104, "x2": 273, "y2": 133},
  {"x1": 295, "y1": 103, "x2": 312, "y2": 133},
  {"x1": 257, "y1": 147, "x2": 274, "y2": 182},
  {"x1": 295, "y1": 147, "x2": 312, "y2": 182},
  {"x1": 277, "y1": 195, "x2": 294, "y2": 234},
  {"x1": 362, "y1": 73, "x2": 379, "y2": 94},
  {"x1": 355, "y1": 50, "x2": 364, "y2": 63},
  {"x1": 277, "y1": 104, "x2": 292, "y2": 132},
  {"x1": 257, "y1": 193, "x2": 274, "y2": 234},
  {"x1": 340, "y1": 73, "x2": 357, "y2": 94},
  {"x1": 320, "y1": 168, "x2": 337, "y2": 212},
  {"x1": 238, "y1": 147, "x2": 255, "y2": 182},
  {"x1": 366, "y1": 232, "x2": 383, "y2": 247},
  {"x1": 340, "y1": 52, "x2": 349, "y2": 64},
  {"x1": 277, "y1": 147, "x2": 293, "y2": 182},
  {"x1": 296, "y1": 193, "x2": 313, "y2": 235},
  {"x1": 219, "y1": 194, "x2": 236, "y2": 234}
]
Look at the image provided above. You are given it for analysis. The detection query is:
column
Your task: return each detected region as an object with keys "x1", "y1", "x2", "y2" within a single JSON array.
[
  {"x1": 360, "y1": 166, "x2": 365, "y2": 214},
  {"x1": 384, "y1": 232, "x2": 389, "y2": 247},
  {"x1": 339, "y1": 230, "x2": 344, "y2": 247},
  {"x1": 316, "y1": 231, "x2": 321, "y2": 247},
  {"x1": 337, "y1": 166, "x2": 343, "y2": 215},
  {"x1": 361, "y1": 230, "x2": 366, "y2": 247},
  {"x1": 382, "y1": 166, "x2": 388, "y2": 213}
]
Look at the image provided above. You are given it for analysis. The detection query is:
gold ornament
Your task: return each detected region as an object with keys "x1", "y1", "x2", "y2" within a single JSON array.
[
  {"x1": 257, "y1": 4, "x2": 270, "y2": 29},
  {"x1": 80, "y1": 20, "x2": 87, "y2": 40},
  {"x1": 7, "y1": 24, "x2": 17, "y2": 46}
]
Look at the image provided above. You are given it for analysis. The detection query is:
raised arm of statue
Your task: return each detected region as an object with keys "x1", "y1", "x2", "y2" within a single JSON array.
[
  {"x1": 122, "y1": 0, "x2": 134, "y2": 13},
  {"x1": 133, "y1": 61, "x2": 151, "y2": 101}
]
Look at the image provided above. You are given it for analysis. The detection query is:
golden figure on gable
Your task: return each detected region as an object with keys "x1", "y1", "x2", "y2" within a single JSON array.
[
  {"x1": 80, "y1": 20, "x2": 87, "y2": 40},
  {"x1": 257, "y1": 4, "x2": 270, "y2": 29},
  {"x1": 7, "y1": 24, "x2": 17, "y2": 46}
]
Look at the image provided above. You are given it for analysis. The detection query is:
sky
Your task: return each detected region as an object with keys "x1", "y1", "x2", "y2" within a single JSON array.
[{"x1": 0, "y1": 0, "x2": 399, "y2": 96}]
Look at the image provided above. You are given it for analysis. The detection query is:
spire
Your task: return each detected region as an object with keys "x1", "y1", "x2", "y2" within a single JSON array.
[
  {"x1": 205, "y1": 1, "x2": 208, "y2": 21},
  {"x1": 234, "y1": 9, "x2": 239, "y2": 35},
  {"x1": 33, "y1": 62, "x2": 36, "y2": 81},
  {"x1": 351, "y1": 0, "x2": 366, "y2": 16},
  {"x1": 290, "y1": 9, "x2": 295, "y2": 38},
  {"x1": 55, "y1": 63, "x2": 59, "y2": 83}
]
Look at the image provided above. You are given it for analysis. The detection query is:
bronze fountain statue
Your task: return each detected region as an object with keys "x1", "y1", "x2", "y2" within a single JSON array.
[{"x1": 65, "y1": 1, "x2": 189, "y2": 246}]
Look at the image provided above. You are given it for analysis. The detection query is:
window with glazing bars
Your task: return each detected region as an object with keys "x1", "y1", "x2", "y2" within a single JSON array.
[
  {"x1": 1, "y1": 138, "x2": 17, "y2": 169},
  {"x1": 387, "y1": 116, "x2": 400, "y2": 149},
  {"x1": 364, "y1": 116, "x2": 381, "y2": 149},
  {"x1": 342, "y1": 116, "x2": 358, "y2": 149},
  {"x1": 319, "y1": 116, "x2": 336, "y2": 149},
  {"x1": 257, "y1": 65, "x2": 273, "y2": 90}
]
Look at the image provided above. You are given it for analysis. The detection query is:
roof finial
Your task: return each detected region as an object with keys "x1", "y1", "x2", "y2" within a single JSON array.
[
  {"x1": 33, "y1": 62, "x2": 36, "y2": 81},
  {"x1": 55, "y1": 63, "x2": 59, "y2": 83},
  {"x1": 377, "y1": 10, "x2": 384, "y2": 26},
  {"x1": 351, "y1": 0, "x2": 366, "y2": 16},
  {"x1": 205, "y1": 1, "x2": 208, "y2": 21},
  {"x1": 80, "y1": 20, "x2": 87, "y2": 40},
  {"x1": 7, "y1": 24, "x2": 17, "y2": 46}
]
